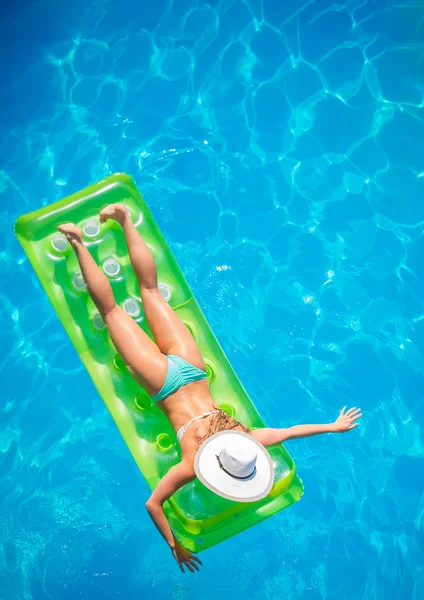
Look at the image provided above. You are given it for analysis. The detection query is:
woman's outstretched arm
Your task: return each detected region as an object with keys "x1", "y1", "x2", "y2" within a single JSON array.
[
  {"x1": 251, "y1": 406, "x2": 362, "y2": 447},
  {"x1": 145, "y1": 462, "x2": 202, "y2": 573}
]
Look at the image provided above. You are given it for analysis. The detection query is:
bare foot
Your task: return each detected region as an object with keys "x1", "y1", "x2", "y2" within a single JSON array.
[
  {"x1": 99, "y1": 204, "x2": 129, "y2": 226},
  {"x1": 58, "y1": 223, "x2": 83, "y2": 247}
]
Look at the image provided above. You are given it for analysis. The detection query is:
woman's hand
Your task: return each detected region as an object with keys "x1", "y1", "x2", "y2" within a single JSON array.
[
  {"x1": 171, "y1": 537, "x2": 202, "y2": 573},
  {"x1": 332, "y1": 406, "x2": 362, "y2": 433}
]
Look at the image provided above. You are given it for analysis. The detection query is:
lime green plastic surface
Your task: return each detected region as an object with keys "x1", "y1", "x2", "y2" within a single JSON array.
[{"x1": 15, "y1": 173, "x2": 304, "y2": 552}]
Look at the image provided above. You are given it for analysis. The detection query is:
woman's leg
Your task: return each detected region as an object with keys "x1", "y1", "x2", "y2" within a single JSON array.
[
  {"x1": 99, "y1": 205, "x2": 205, "y2": 370},
  {"x1": 58, "y1": 224, "x2": 167, "y2": 396}
]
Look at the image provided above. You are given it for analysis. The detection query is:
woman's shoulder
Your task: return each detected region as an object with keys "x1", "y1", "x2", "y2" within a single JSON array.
[{"x1": 179, "y1": 435, "x2": 198, "y2": 464}]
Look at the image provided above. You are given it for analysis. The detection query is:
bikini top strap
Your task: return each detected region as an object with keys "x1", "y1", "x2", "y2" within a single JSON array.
[
  {"x1": 177, "y1": 410, "x2": 221, "y2": 442},
  {"x1": 176, "y1": 419, "x2": 194, "y2": 442}
]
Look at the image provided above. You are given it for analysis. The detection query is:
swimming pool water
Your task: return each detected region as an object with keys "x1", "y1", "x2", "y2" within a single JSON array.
[{"x1": 1, "y1": 1, "x2": 423, "y2": 599}]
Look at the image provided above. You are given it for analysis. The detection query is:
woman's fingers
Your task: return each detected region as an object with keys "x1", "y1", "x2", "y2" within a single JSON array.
[
  {"x1": 346, "y1": 412, "x2": 362, "y2": 424},
  {"x1": 173, "y1": 542, "x2": 203, "y2": 573},
  {"x1": 190, "y1": 554, "x2": 202, "y2": 565},
  {"x1": 340, "y1": 406, "x2": 346, "y2": 415},
  {"x1": 185, "y1": 561, "x2": 195, "y2": 573},
  {"x1": 188, "y1": 559, "x2": 200, "y2": 571},
  {"x1": 186, "y1": 551, "x2": 201, "y2": 571},
  {"x1": 178, "y1": 551, "x2": 202, "y2": 574},
  {"x1": 349, "y1": 423, "x2": 358, "y2": 429}
]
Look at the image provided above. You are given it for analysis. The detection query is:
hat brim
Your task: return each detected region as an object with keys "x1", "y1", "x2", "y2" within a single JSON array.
[{"x1": 194, "y1": 430, "x2": 275, "y2": 503}]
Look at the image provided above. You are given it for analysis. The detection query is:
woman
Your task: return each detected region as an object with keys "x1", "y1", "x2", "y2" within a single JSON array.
[{"x1": 59, "y1": 204, "x2": 362, "y2": 573}]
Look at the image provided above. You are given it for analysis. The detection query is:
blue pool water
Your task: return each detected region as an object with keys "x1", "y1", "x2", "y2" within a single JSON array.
[{"x1": 1, "y1": 0, "x2": 423, "y2": 598}]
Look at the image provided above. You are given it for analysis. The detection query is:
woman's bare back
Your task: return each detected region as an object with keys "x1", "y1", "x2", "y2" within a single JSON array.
[{"x1": 157, "y1": 379, "x2": 218, "y2": 429}]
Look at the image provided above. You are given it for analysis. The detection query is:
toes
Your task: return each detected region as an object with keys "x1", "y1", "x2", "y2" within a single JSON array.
[
  {"x1": 57, "y1": 223, "x2": 81, "y2": 244},
  {"x1": 58, "y1": 223, "x2": 74, "y2": 233},
  {"x1": 99, "y1": 204, "x2": 128, "y2": 224},
  {"x1": 99, "y1": 206, "x2": 115, "y2": 223}
]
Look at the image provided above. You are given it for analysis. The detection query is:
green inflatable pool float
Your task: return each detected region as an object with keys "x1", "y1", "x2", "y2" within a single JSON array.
[{"x1": 14, "y1": 173, "x2": 303, "y2": 552}]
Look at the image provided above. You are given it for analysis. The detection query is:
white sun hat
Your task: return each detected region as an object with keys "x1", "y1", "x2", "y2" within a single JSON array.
[{"x1": 194, "y1": 430, "x2": 275, "y2": 502}]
